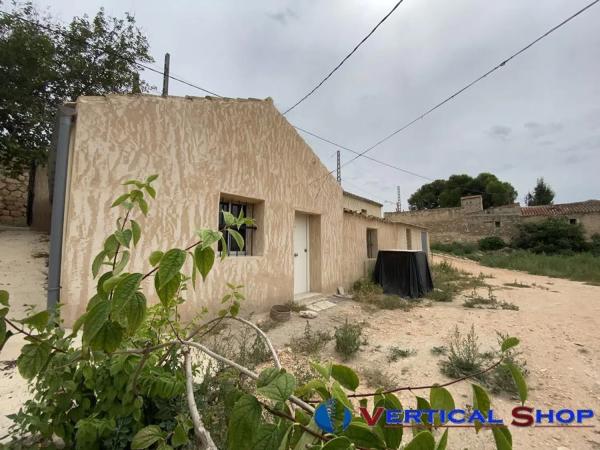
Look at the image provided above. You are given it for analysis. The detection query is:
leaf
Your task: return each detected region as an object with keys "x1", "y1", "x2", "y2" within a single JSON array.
[
  {"x1": 104, "y1": 234, "x2": 119, "y2": 257},
  {"x1": 491, "y1": 426, "x2": 512, "y2": 450},
  {"x1": 405, "y1": 431, "x2": 435, "y2": 450},
  {"x1": 138, "y1": 197, "x2": 149, "y2": 215},
  {"x1": 144, "y1": 185, "x2": 156, "y2": 199},
  {"x1": 90, "y1": 320, "x2": 124, "y2": 353},
  {"x1": 223, "y1": 210, "x2": 235, "y2": 226},
  {"x1": 111, "y1": 273, "x2": 143, "y2": 326},
  {"x1": 341, "y1": 422, "x2": 386, "y2": 449},
  {"x1": 131, "y1": 425, "x2": 165, "y2": 449},
  {"x1": 92, "y1": 251, "x2": 107, "y2": 278},
  {"x1": 250, "y1": 423, "x2": 289, "y2": 450},
  {"x1": 0, "y1": 290, "x2": 9, "y2": 306},
  {"x1": 126, "y1": 292, "x2": 147, "y2": 333},
  {"x1": 322, "y1": 437, "x2": 353, "y2": 450},
  {"x1": 146, "y1": 174, "x2": 159, "y2": 183},
  {"x1": 505, "y1": 362, "x2": 527, "y2": 405},
  {"x1": 103, "y1": 273, "x2": 126, "y2": 293},
  {"x1": 375, "y1": 393, "x2": 402, "y2": 449},
  {"x1": 113, "y1": 251, "x2": 130, "y2": 276},
  {"x1": 472, "y1": 384, "x2": 491, "y2": 432},
  {"x1": 331, "y1": 364, "x2": 359, "y2": 391},
  {"x1": 196, "y1": 228, "x2": 222, "y2": 249},
  {"x1": 82, "y1": 298, "x2": 111, "y2": 345},
  {"x1": 257, "y1": 368, "x2": 281, "y2": 387},
  {"x1": 112, "y1": 193, "x2": 130, "y2": 207},
  {"x1": 228, "y1": 228, "x2": 245, "y2": 250},
  {"x1": 155, "y1": 272, "x2": 181, "y2": 306},
  {"x1": 115, "y1": 229, "x2": 132, "y2": 248},
  {"x1": 194, "y1": 246, "x2": 215, "y2": 281},
  {"x1": 131, "y1": 220, "x2": 142, "y2": 245},
  {"x1": 0, "y1": 330, "x2": 13, "y2": 352},
  {"x1": 310, "y1": 361, "x2": 331, "y2": 380},
  {"x1": 331, "y1": 381, "x2": 353, "y2": 410},
  {"x1": 18, "y1": 310, "x2": 49, "y2": 332},
  {"x1": 501, "y1": 337, "x2": 520, "y2": 352},
  {"x1": 158, "y1": 249, "x2": 186, "y2": 288},
  {"x1": 429, "y1": 387, "x2": 455, "y2": 425},
  {"x1": 435, "y1": 429, "x2": 448, "y2": 450},
  {"x1": 171, "y1": 423, "x2": 188, "y2": 447},
  {"x1": 17, "y1": 343, "x2": 49, "y2": 379},
  {"x1": 227, "y1": 394, "x2": 262, "y2": 450},
  {"x1": 149, "y1": 250, "x2": 164, "y2": 266},
  {"x1": 257, "y1": 371, "x2": 296, "y2": 403}
]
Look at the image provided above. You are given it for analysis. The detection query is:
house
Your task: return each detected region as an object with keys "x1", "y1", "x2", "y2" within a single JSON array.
[
  {"x1": 385, "y1": 194, "x2": 600, "y2": 244},
  {"x1": 47, "y1": 94, "x2": 429, "y2": 326},
  {"x1": 342, "y1": 191, "x2": 383, "y2": 217}
]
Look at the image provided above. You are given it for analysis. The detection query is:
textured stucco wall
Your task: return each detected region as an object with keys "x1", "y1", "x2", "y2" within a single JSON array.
[
  {"x1": 60, "y1": 95, "x2": 346, "y2": 325},
  {"x1": 0, "y1": 171, "x2": 29, "y2": 226},
  {"x1": 342, "y1": 194, "x2": 382, "y2": 217}
]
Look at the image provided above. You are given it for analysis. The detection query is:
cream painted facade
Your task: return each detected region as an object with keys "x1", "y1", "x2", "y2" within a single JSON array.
[
  {"x1": 342, "y1": 191, "x2": 383, "y2": 217},
  {"x1": 57, "y1": 95, "x2": 428, "y2": 325}
]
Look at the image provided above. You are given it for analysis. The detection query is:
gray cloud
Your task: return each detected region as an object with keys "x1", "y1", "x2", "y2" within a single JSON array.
[
  {"x1": 267, "y1": 8, "x2": 298, "y2": 25},
  {"x1": 524, "y1": 121, "x2": 564, "y2": 138},
  {"x1": 488, "y1": 125, "x2": 512, "y2": 140}
]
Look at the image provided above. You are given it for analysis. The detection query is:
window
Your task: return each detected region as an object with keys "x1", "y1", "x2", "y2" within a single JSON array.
[
  {"x1": 366, "y1": 228, "x2": 378, "y2": 258},
  {"x1": 495, "y1": 221, "x2": 501, "y2": 228},
  {"x1": 569, "y1": 218, "x2": 577, "y2": 225},
  {"x1": 218, "y1": 198, "x2": 260, "y2": 256},
  {"x1": 361, "y1": 208, "x2": 367, "y2": 214}
]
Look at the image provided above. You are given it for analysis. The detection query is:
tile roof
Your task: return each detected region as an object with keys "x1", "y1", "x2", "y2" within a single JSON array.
[{"x1": 521, "y1": 200, "x2": 600, "y2": 217}]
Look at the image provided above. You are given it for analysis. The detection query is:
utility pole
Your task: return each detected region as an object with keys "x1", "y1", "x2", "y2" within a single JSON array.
[
  {"x1": 336, "y1": 150, "x2": 341, "y2": 184},
  {"x1": 396, "y1": 186, "x2": 401, "y2": 212},
  {"x1": 162, "y1": 53, "x2": 170, "y2": 97}
]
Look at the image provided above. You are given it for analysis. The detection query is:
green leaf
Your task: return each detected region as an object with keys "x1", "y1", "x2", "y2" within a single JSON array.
[
  {"x1": 223, "y1": 210, "x2": 235, "y2": 226},
  {"x1": 90, "y1": 320, "x2": 124, "y2": 353},
  {"x1": 138, "y1": 197, "x2": 149, "y2": 215},
  {"x1": 257, "y1": 371, "x2": 296, "y2": 403},
  {"x1": 0, "y1": 290, "x2": 9, "y2": 306},
  {"x1": 194, "y1": 246, "x2": 215, "y2": 281},
  {"x1": 113, "y1": 251, "x2": 130, "y2": 276},
  {"x1": 375, "y1": 393, "x2": 402, "y2": 449},
  {"x1": 92, "y1": 251, "x2": 107, "y2": 278},
  {"x1": 115, "y1": 229, "x2": 132, "y2": 248},
  {"x1": 492, "y1": 426, "x2": 512, "y2": 450},
  {"x1": 82, "y1": 298, "x2": 111, "y2": 345},
  {"x1": 155, "y1": 272, "x2": 181, "y2": 306},
  {"x1": 429, "y1": 387, "x2": 455, "y2": 425},
  {"x1": 250, "y1": 423, "x2": 289, "y2": 450},
  {"x1": 435, "y1": 429, "x2": 448, "y2": 450},
  {"x1": 104, "y1": 234, "x2": 119, "y2": 257},
  {"x1": 171, "y1": 423, "x2": 188, "y2": 447},
  {"x1": 196, "y1": 228, "x2": 222, "y2": 249},
  {"x1": 149, "y1": 250, "x2": 164, "y2": 266},
  {"x1": 257, "y1": 368, "x2": 281, "y2": 387},
  {"x1": 310, "y1": 361, "x2": 331, "y2": 380},
  {"x1": 103, "y1": 273, "x2": 127, "y2": 293},
  {"x1": 131, "y1": 220, "x2": 142, "y2": 245},
  {"x1": 501, "y1": 337, "x2": 520, "y2": 352},
  {"x1": 331, "y1": 364, "x2": 359, "y2": 391},
  {"x1": 472, "y1": 384, "x2": 491, "y2": 432},
  {"x1": 0, "y1": 329, "x2": 13, "y2": 352},
  {"x1": 228, "y1": 228, "x2": 245, "y2": 250},
  {"x1": 227, "y1": 394, "x2": 262, "y2": 450},
  {"x1": 146, "y1": 174, "x2": 159, "y2": 183},
  {"x1": 158, "y1": 249, "x2": 186, "y2": 288},
  {"x1": 112, "y1": 193, "x2": 130, "y2": 207},
  {"x1": 505, "y1": 362, "x2": 527, "y2": 405},
  {"x1": 131, "y1": 425, "x2": 165, "y2": 449},
  {"x1": 322, "y1": 437, "x2": 353, "y2": 450},
  {"x1": 111, "y1": 273, "x2": 143, "y2": 326},
  {"x1": 17, "y1": 343, "x2": 49, "y2": 379},
  {"x1": 331, "y1": 381, "x2": 353, "y2": 410},
  {"x1": 144, "y1": 185, "x2": 156, "y2": 199},
  {"x1": 127, "y1": 292, "x2": 147, "y2": 333},
  {"x1": 18, "y1": 310, "x2": 49, "y2": 332},
  {"x1": 341, "y1": 422, "x2": 386, "y2": 449},
  {"x1": 295, "y1": 379, "x2": 329, "y2": 400},
  {"x1": 405, "y1": 431, "x2": 435, "y2": 450},
  {"x1": 219, "y1": 235, "x2": 228, "y2": 259},
  {"x1": 124, "y1": 179, "x2": 145, "y2": 188}
]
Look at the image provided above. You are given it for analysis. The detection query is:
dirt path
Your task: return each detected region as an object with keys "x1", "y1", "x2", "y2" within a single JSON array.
[{"x1": 264, "y1": 254, "x2": 600, "y2": 449}]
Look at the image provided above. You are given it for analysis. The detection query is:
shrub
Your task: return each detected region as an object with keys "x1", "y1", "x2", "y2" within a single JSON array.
[
  {"x1": 361, "y1": 368, "x2": 398, "y2": 390},
  {"x1": 334, "y1": 319, "x2": 363, "y2": 360},
  {"x1": 430, "y1": 241, "x2": 478, "y2": 256},
  {"x1": 288, "y1": 321, "x2": 332, "y2": 355},
  {"x1": 590, "y1": 233, "x2": 600, "y2": 256},
  {"x1": 478, "y1": 236, "x2": 506, "y2": 251},
  {"x1": 387, "y1": 346, "x2": 416, "y2": 362},
  {"x1": 512, "y1": 218, "x2": 587, "y2": 254},
  {"x1": 440, "y1": 325, "x2": 484, "y2": 379},
  {"x1": 352, "y1": 277, "x2": 383, "y2": 302},
  {"x1": 462, "y1": 287, "x2": 519, "y2": 311}
]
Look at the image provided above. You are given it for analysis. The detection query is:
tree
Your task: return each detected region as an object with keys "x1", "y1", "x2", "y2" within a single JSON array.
[
  {"x1": 0, "y1": 3, "x2": 153, "y2": 175},
  {"x1": 408, "y1": 173, "x2": 517, "y2": 210},
  {"x1": 525, "y1": 177, "x2": 555, "y2": 206}
]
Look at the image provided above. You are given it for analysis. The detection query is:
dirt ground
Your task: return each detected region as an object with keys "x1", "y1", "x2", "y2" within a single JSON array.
[{"x1": 1, "y1": 228, "x2": 599, "y2": 449}]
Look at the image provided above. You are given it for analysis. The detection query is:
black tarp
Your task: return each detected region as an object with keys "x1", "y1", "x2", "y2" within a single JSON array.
[{"x1": 372, "y1": 250, "x2": 433, "y2": 298}]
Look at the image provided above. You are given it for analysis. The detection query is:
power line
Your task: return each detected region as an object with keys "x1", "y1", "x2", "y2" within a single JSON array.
[
  {"x1": 338, "y1": 0, "x2": 600, "y2": 171},
  {"x1": 282, "y1": 0, "x2": 405, "y2": 115}
]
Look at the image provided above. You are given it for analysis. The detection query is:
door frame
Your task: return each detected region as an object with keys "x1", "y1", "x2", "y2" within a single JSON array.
[{"x1": 293, "y1": 212, "x2": 310, "y2": 295}]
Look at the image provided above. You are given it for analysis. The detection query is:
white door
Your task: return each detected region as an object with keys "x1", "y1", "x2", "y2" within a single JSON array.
[{"x1": 294, "y1": 214, "x2": 309, "y2": 295}]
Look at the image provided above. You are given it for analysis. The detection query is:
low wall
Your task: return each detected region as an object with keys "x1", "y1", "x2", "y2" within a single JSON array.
[{"x1": 0, "y1": 172, "x2": 29, "y2": 226}]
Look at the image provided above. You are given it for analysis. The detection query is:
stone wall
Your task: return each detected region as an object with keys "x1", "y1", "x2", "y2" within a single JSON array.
[{"x1": 0, "y1": 172, "x2": 29, "y2": 226}]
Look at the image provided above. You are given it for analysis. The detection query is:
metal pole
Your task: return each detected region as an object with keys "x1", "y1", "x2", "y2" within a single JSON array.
[
  {"x1": 162, "y1": 53, "x2": 170, "y2": 96},
  {"x1": 396, "y1": 186, "x2": 401, "y2": 212},
  {"x1": 336, "y1": 150, "x2": 341, "y2": 184}
]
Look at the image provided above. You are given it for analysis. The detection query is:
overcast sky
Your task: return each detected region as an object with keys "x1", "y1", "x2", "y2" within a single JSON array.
[{"x1": 35, "y1": 0, "x2": 600, "y2": 210}]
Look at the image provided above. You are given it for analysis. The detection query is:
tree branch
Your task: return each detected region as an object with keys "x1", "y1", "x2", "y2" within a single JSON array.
[{"x1": 184, "y1": 348, "x2": 218, "y2": 450}]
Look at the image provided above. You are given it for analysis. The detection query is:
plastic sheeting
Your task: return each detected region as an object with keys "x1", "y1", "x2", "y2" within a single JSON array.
[{"x1": 372, "y1": 250, "x2": 433, "y2": 298}]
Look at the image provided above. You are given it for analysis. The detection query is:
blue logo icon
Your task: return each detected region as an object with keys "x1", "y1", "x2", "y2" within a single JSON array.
[{"x1": 314, "y1": 399, "x2": 352, "y2": 433}]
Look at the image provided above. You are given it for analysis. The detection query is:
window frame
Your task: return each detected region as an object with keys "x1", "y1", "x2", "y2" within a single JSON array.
[{"x1": 218, "y1": 199, "x2": 256, "y2": 256}]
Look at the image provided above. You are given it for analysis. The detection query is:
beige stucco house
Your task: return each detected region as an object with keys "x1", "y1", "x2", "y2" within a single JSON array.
[{"x1": 48, "y1": 94, "x2": 428, "y2": 326}]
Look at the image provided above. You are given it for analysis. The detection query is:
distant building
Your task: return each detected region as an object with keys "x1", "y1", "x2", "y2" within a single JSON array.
[
  {"x1": 385, "y1": 195, "x2": 600, "y2": 244},
  {"x1": 342, "y1": 191, "x2": 383, "y2": 217}
]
